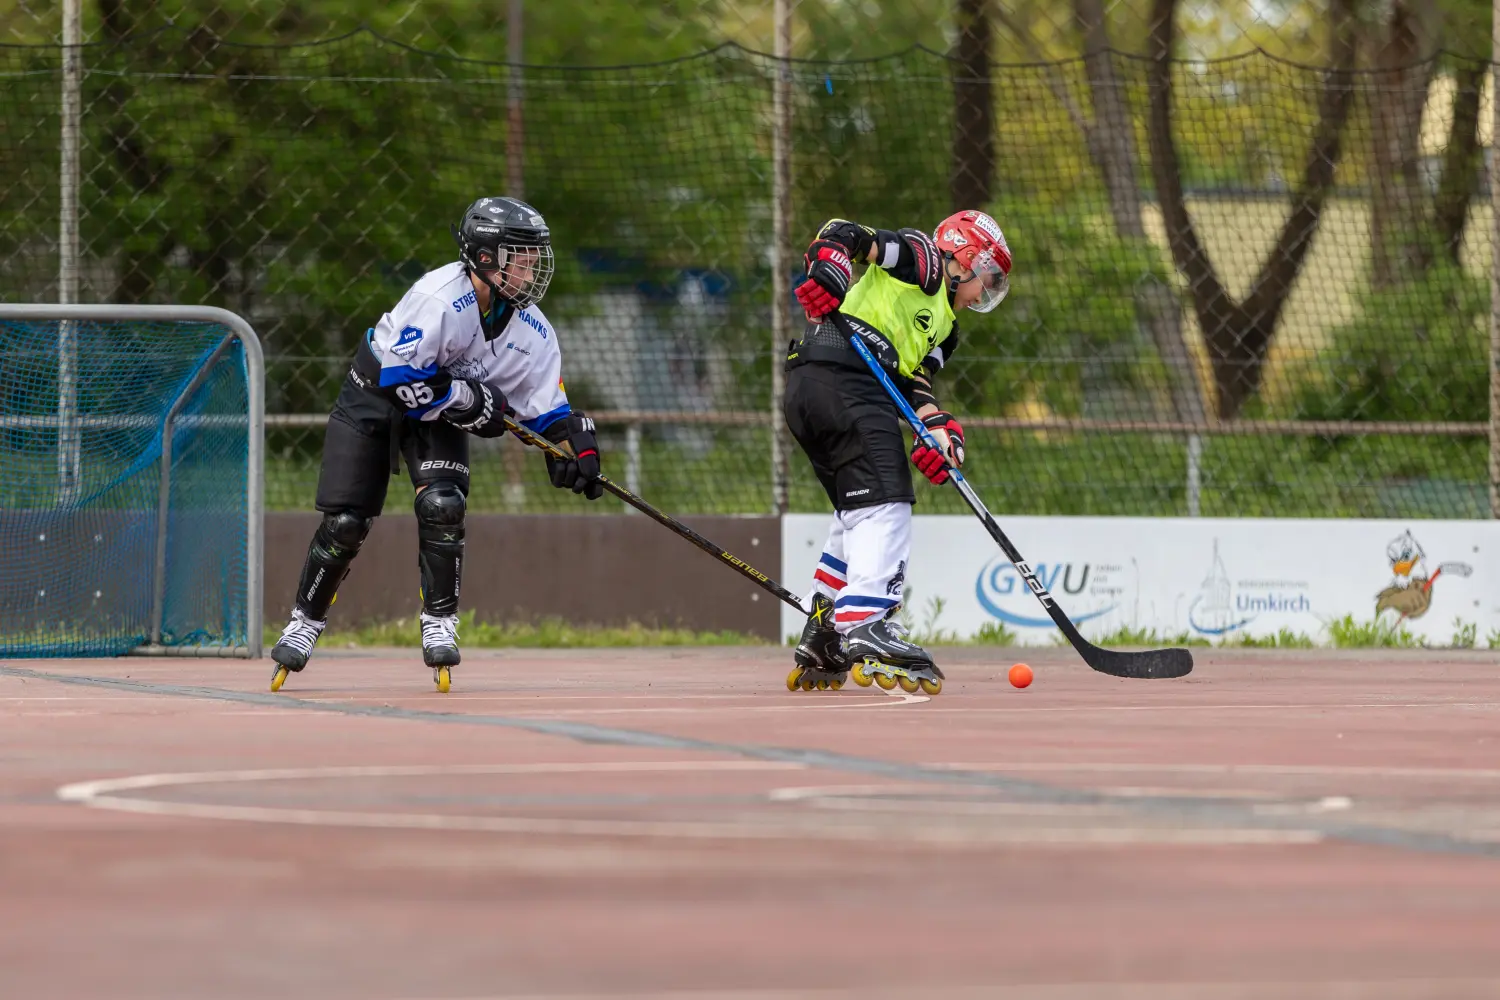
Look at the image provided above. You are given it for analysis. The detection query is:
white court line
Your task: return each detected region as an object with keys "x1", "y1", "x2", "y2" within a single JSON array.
[
  {"x1": 942, "y1": 762, "x2": 1500, "y2": 781},
  {"x1": 395, "y1": 980, "x2": 1500, "y2": 1000},
  {"x1": 906, "y1": 700, "x2": 1500, "y2": 714},
  {"x1": 54, "y1": 760, "x2": 1317, "y2": 848}
]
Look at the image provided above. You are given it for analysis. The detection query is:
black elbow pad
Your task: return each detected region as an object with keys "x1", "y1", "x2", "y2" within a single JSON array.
[{"x1": 897, "y1": 228, "x2": 943, "y2": 295}]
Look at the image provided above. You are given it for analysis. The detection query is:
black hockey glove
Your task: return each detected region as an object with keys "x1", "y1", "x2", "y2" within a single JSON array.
[
  {"x1": 441, "y1": 379, "x2": 510, "y2": 438},
  {"x1": 542, "y1": 411, "x2": 603, "y2": 500}
]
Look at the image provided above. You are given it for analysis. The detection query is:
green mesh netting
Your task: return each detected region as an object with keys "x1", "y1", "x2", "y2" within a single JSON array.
[{"x1": 0, "y1": 32, "x2": 1492, "y2": 518}]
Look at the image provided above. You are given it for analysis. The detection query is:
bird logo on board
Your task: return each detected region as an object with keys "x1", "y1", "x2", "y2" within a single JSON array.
[
  {"x1": 913, "y1": 309, "x2": 932, "y2": 334},
  {"x1": 1375, "y1": 530, "x2": 1472, "y2": 621}
]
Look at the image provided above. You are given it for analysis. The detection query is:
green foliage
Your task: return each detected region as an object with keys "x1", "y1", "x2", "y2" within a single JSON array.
[
  {"x1": 1087, "y1": 625, "x2": 1212, "y2": 648},
  {"x1": 955, "y1": 195, "x2": 1174, "y2": 420},
  {"x1": 970, "y1": 621, "x2": 1020, "y2": 646},
  {"x1": 284, "y1": 610, "x2": 766, "y2": 649},
  {"x1": 1451, "y1": 618, "x2": 1478, "y2": 650},
  {"x1": 1293, "y1": 261, "x2": 1488, "y2": 425},
  {"x1": 1324, "y1": 614, "x2": 1422, "y2": 649},
  {"x1": 1219, "y1": 627, "x2": 1316, "y2": 649}
]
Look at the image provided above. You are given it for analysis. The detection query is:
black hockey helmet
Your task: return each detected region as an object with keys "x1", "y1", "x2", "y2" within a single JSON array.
[{"x1": 452, "y1": 196, "x2": 555, "y2": 310}]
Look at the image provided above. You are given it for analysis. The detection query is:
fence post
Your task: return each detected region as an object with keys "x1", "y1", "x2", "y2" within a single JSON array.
[
  {"x1": 624, "y1": 422, "x2": 642, "y2": 507},
  {"x1": 503, "y1": 0, "x2": 528, "y2": 510},
  {"x1": 1185, "y1": 433, "x2": 1202, "y2": 517},
  {"x1": 57, "y1": 0, "x2": 82, "y2": 506},
  {"x1": 769, "y1": 0, "x2": 792, "y2": 515},
  {"x1": 1491, "y1": 0, "x2": 1500, "y2": 518}
]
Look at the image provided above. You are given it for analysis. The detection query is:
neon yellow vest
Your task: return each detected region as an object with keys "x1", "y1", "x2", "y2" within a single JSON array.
[{"x1": 841, "y1": 265, "x2": 954, "y2": 377}]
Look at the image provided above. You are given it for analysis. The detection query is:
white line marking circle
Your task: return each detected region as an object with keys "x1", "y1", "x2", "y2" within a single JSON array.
[{"x1": 56, "y1": 760, "x2": 1320, "y2": 848}]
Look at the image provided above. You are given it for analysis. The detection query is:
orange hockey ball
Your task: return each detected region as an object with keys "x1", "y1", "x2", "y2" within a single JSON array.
[{"x1": 1008, "y1": 663, "x2": 1033, "y2": 689}]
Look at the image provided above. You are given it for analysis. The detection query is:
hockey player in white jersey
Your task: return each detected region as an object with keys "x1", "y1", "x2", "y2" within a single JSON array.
[{"x1": 269, "y1": 197, "x2": 604, "y2": 693}]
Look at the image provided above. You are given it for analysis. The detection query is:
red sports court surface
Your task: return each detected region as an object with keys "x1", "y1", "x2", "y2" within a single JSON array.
[{"x1": 4, "y1": 646, "x2": 1500, "y2": 999}]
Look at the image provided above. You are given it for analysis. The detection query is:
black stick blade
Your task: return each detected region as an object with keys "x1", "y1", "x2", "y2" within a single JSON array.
[{"x1": 1081, "y1": 645, "x2": 1194, "y2": 680}]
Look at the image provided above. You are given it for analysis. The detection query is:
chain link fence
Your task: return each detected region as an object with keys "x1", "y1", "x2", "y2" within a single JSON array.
[{"x1": 2, "y1": 2, "x2": 1497, "y2": 518}]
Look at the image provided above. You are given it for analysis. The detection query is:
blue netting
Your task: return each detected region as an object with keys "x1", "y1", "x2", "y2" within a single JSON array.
[{"x1": 0, "y1": 319, "x2": 250, "y2": 656}]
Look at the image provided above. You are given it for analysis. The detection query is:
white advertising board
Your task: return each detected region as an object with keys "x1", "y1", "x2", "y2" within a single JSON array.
[{"x1": 782, "y1": 514, "x2": 1499, "y2": 646}]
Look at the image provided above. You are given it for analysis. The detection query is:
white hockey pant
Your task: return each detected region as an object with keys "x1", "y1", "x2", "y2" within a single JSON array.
[{"x1": 806, "y1": 501, "x2": 912, "y2": 635}]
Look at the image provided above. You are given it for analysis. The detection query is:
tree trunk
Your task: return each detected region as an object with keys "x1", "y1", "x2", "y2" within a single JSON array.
[
  {"x1": 950, "y1": 0, "x2": 994, "y2": 209},
  {"x1": 1146, "y1": 0, "x2": 1357, "y2": 420},
  {"x1": 1074, "y1": 0, "x2": 1205, "y2": 425},
  {"x1": 1368, "y1": 1, "x2": 1436, "y2": 286},
  {"x1": 1426, "y1": 59, "x2": 1487, "y2": 268}
]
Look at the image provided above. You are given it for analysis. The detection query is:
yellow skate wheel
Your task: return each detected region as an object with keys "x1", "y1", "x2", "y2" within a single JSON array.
[
  {"x1": 270, "y1": 666, "x2": 289, "y2": 693},
  {"x1": 830, "y1": 676, "x2": 845, "y2": 690},
  {"x1": 919, "y1": 676, "x2": 942, "y2": 695},
  {"x1": 816, "y1": 678, "x2": 831, "y2": 691},
  {"x1": 897, "y1": 675, "x2": 919, "y2": 693},
  {"x1": 799, "y1": 675, "x2": 816, "y2": 691},
  {"x1": 874, "y1": 672, "x2": 897, "y2": 691},
  {"x1": 786, "y1": 667, "x2": 805, "y2": 692},
  {"x1": 851, "y1": 663, "x2": 874, "y2": 687},
  {"x1": 435, "y1": 666, "x2": 451, "y2": 694}
]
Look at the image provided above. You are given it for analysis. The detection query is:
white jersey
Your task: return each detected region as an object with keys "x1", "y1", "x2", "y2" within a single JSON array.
[{"x1": 367, "y1": 262, "x2": 570, "y2": 433}]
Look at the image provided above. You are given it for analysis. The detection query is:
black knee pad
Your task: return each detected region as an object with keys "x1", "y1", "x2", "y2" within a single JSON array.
[
  {"x1": 295, "y1": 510, "x2": 374, "y2": 619},
  {"x1": 414, "y1": 481, "x2": 466, "y2": 537},
  {"x1": 414, "y1": 481, "x2": 465, "y2": 616},
  {"x1": 314, "y1": 510, "x2": 373, "y2": 559}
]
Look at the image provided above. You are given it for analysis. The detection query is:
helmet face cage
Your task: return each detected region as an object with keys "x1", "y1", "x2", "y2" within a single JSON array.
[
  {"x1": 456, "y1": 197, "x2": 555, "y2": 309},
  {"x1": 471, "y1": 241, "x2": 555, "y2": 310}
]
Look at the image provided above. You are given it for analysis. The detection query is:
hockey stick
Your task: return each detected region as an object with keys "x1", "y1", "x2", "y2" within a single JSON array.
[
  {"x1": 503, "y1": 416, "x2": 809, "y2": 617},
  {"x1": 831, "y1": 311, "x2": 1192, "y2": 680}
]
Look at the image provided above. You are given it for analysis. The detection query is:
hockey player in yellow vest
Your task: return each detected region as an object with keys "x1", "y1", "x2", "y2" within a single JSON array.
[{"x1": 784, "y1": 210, "x2": 1012, "y2": 695}]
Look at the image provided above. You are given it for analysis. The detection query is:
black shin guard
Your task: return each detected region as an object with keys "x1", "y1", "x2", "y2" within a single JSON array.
[
  {"x1": 294, "y1": 511, "x2": 373, "y2": 619},
  {"x1": 415, "y1": 481, "x2": 466, "y2": 616}
]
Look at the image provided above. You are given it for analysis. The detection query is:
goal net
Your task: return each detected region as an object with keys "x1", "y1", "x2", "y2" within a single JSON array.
[{"x1": 0, "y1": 306, "x2": 263, "y2": 658}]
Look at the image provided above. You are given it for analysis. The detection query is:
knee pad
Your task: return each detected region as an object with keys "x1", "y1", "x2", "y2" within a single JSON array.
[
  {"x1": 414, "y1": 481, "x2": 466, "y2": 539},
  {"x1": 296, "y1": 510, "x2": 373, "y2": 619},
  {"x1": 414, "y1": 481, "x2": 465, "y2": 616},
  {"x1": 313, "y1": 510, "x2": 372, "y2": 560}
]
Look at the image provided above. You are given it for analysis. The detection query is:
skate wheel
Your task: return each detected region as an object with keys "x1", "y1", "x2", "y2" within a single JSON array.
[
  {"x1": 897, "y1": 675, "x2": 919, "y2": 693},
  {"x1": 799, "y1": 675, "x2": 816, "y2": 691},
  {"x1": 851, "y1": 663, "x2": 874, "y2": 687},
  {"x1": 919, "y1": 676, "x2": 942, "y2": 695},
  {"x1": 434, "y1": 666, "x2": 451, "y2": 694},
  {"x1": 874, "y1": 672, "x2": 897, "y2": 691},
  {"x1": 816, "y1": 678, "x2": 831, "y2": 691},
  {"x1": 830, "y1": 676, "x2": 845, "y2": 690},
  {"x1": 786, "y1": 667, "x2": 805, "y2": 692},
  {"x1": 270, "y1": 666, "x2": 289, "y2": 693}
]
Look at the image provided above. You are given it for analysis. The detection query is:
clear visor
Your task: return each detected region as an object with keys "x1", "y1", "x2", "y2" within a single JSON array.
[
  {"x1": 483, "y1": 243, "x2": 556, "y2": 308},
  {"x1": 961, "y1": 255, "x2": 1009, "y2": 314}
]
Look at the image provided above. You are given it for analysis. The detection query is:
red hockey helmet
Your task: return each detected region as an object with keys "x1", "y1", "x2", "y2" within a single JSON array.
[{"x1": 933, "y1": 209, "x2": 1012, "y2": 313}]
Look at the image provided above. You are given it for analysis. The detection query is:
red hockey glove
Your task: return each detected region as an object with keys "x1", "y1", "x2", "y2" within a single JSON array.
[
  {"x1": 910, "y1": 411, "x2": 965, "y2": 485},
  {"x1": 795, "y1": 239, "x2": 854, "y2": 320}
]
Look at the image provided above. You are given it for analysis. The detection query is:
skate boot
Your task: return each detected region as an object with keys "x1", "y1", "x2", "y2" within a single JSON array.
[
  {"x1": 420, "y1": 612, "x2": 460, "y2": 693},
  {"x1": 270, "y1": 608, "x2": 327, "y2": 692},
  {"x1": 787, "y1": 593, "x2": 850, "y2": 692},
  {"x1": 845, "y1": 614, "x2": 945, "y2": 695}
]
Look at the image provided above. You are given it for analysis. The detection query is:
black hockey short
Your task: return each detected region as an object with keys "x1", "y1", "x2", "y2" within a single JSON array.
[
  {"x1": 784, "y1": 362, "x2": 914, "y2": 511},
  {"x1": 313, "y1": 377, "x2": 471, "y2": 517}
]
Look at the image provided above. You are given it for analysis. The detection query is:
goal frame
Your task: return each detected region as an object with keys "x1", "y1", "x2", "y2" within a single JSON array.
[{"x1": 0, "y1": 304, "x2": 265, "y2": 658}]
